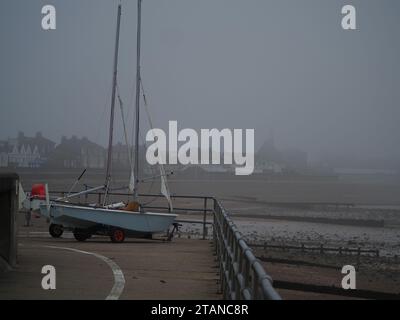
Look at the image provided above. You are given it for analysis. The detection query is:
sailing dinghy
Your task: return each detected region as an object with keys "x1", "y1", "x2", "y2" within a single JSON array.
[{"x1": 34, "y1": 1, "x2": 177, "y2": 243}]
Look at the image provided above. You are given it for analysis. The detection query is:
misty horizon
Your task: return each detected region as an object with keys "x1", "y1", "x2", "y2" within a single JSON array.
[{"x1": 1, "y1": 0, "x2": 400, "y2": 167}]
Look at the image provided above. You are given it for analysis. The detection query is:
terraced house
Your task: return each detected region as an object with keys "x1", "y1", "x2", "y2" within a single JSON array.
[
  {"x1": 47, "y1": 136, "x2": 106, "y2": 169},
  {"x1": 6, "y1": 132, "x2": 55, "y2": 168}
]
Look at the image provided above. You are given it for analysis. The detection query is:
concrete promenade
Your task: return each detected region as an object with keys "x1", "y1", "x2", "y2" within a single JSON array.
[{"x1": 0, "y1": 217, "x2": 221, "y2": 300}]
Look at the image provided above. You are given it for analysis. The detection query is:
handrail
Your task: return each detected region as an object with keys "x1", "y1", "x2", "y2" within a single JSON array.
[
  {"x1": 48, "y1": 190, "x2": 281, "y2": 300},
  {"x1": 213, "y1": 198, "x2": 281, "y2": 300}
]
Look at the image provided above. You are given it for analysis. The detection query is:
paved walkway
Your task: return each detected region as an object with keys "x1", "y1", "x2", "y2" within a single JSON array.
[{"x1": 0, "y1": 227, "x2": 221, "y2": 300}]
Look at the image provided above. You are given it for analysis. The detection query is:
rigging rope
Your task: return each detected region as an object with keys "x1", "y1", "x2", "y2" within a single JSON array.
[
  {"x1": 117, "y1": 83, "x2": 135, "y2": 194},
  {"x1": 115, "y1": 82, "x2": 158, "y2": 203},
  {"x1": 139, "y1": 77, "x2": 174, "y2": 211}
]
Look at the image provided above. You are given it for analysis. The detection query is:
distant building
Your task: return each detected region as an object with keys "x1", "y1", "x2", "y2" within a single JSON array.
[
  {"x1": 256, "y1": 137, "x2": 308, "y2": 173},
  {"x1": 7, "y1": 132, "x2": 55, "y2": 168},
  {"x1": 47, "y1": 136, "x2": 105, "y2": 169},
  {"x1": 281, "y1": 148, "x2": 308, "y2": 170},
  {"x1": 255, "y1": 137, "x2": 284, "y2": 173},
  {"x1": 0, "y1": 141, "x2": 11, "y2": 167},
  {"x1": 112, "y1": 142, "x2": 131, "y2": 169},
  {"x1": 256, "y1": 136, "x2": 282, "y2": 161},
  {"x1": 110, "y1": 143, "x2": 150, "y2": 176},
  {"x1": 254, "y1": 161, "x2": 284, "y2": 174}
]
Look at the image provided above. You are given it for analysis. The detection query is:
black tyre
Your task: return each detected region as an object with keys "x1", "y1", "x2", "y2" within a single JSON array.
[
  {"x1": 73, "y1": 229, "x2": 90, "y2": 242},
  {"x1": 143, "y1": 233, "x2": 153, "y2": 240},
  {"x1": 49, "y1": 224, "x2": 63, "y2": 238},
  {"x1": 110, "y1": 228, "x2": 125, "y2": 243}
]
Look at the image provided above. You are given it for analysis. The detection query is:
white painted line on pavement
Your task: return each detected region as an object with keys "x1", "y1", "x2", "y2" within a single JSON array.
[{"x1": 43, "y1": 245, "x2": 125, "y2": 300}]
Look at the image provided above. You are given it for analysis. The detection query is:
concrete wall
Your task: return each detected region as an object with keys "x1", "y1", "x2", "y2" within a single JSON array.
[{"x1": 0, "y1": 173, "x2": 18, "y2": 270}]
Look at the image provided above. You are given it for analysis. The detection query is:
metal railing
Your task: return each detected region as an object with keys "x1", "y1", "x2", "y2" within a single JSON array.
[
  {"x1": 213, "y1": 199, "x2": 281, "y2": 300},
  {"x1": 48, "y1": 190, "x2": 281, "y2": 300}
]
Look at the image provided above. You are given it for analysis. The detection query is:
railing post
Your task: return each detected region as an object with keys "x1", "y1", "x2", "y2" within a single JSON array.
[
  {"x1": 252, "y1": 270, "x2": 259, "y2": 300},
  {"x1": 202, "y1": 197, "x2": 207, "y2": 240}
]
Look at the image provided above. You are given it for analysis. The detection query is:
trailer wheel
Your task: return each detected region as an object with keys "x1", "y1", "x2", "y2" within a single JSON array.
[
  {"x1": 49, "y1": 224, "x2": 63, "y2": 238},
  {"x1": 110, "y1": 228, "x2": 125, "y2": 243},
  {"x1": 73, "y1": 229, "x2": 90, "y2": 242}
]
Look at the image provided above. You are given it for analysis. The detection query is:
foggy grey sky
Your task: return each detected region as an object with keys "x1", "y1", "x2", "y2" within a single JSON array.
[{"x1": 1, "y1": 0, "x2": 399, "y2": 162}]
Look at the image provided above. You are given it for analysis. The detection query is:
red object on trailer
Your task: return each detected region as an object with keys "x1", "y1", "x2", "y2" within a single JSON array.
[{"x1": 31, "y1": 184, "x2": 46, "y2": 200}]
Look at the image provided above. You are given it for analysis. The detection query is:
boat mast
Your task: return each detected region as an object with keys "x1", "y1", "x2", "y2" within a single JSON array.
[
  {"x1": 105, "y1": 4, "x2": 122, "y2": 188},
  {"x1": 133, "y1": 0, "x2": 142, "y2": 200}
]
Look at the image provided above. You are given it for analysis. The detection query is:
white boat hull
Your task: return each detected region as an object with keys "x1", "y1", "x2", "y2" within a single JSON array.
[{"x1": 40, "y1": 203, "x2": 177, "y2": 234}]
